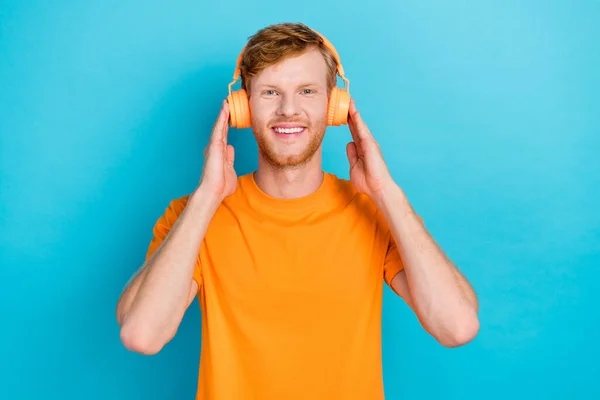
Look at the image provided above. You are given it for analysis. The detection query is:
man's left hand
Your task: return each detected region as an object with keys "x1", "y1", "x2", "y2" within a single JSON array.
[{"x1": 346, "y1": 99, "x2": 394, "y2": 202}]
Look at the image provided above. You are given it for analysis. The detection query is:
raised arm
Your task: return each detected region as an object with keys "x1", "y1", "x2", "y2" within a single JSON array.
[
  {"x1": 345, "y1": 98, "x2": 479, "y2": 348},
  {"x1": 379, "y1": 189, "x2": 479, "y2": 347},
  {"x1": 116, "y1": 100, "x2": 236, "y2": 355}
]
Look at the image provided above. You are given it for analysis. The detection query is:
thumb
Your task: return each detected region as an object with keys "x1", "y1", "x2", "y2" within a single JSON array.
[{"x1": 346, "y1": 142, "x2": 358, "y2": 167}]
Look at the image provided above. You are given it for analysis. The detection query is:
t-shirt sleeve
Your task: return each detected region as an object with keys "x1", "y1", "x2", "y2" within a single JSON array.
[
  {"x1": 383, "y1": 236, "x2": 404, "y2": 286},
  {"x1": 382, "y1": 214, "x2": 424, "y2": 286},
  {"x1": 145, "y1": 196, "x2": 203, "y2": 289}
]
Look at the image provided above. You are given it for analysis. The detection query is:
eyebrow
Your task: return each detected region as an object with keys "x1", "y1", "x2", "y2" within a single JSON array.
[{"x1": 256, "y1": 82, "x2": 321, "y2": 90}]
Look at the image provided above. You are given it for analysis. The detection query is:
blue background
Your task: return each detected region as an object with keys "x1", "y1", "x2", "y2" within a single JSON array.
[{"x1": 1, "y1": 0, "x2": 598, "y2": 398}]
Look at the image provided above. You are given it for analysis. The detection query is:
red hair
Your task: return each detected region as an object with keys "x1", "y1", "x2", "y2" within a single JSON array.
[{"x1": 239, "y1": 22, "x2": 338, "y2": 94}]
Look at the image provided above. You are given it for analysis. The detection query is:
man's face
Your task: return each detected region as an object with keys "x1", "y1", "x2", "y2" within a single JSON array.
[{"x1": 248, "y1": 48, "x2": 330, "y2": 168}]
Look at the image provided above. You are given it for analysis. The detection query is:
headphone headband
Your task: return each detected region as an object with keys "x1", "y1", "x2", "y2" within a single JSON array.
[{"x1": 229, "y1": 28, "x2": 348, "y2": 94}]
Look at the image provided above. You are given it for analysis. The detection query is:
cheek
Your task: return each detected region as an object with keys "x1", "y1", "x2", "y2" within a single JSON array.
[
  {"x1": 305, "y1": 99, "x2": 329, "y2": 121},
  {"x1": 249, "y1": 98, "x2": 273, "y2": 123}
]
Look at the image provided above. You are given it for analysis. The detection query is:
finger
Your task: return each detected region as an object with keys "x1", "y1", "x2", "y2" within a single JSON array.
[
  {"x1": 348, "y1": 111, "x2": 359, "y2": 144},
  {"x1": 347, "y1": 102, "x2": 363, "y2": 146},
  {"x1": 226, "y1": 144, "x2": 235, "y2": 166},
  {"x1": 222, "y1": 101, "x2": 230, "y2": 145},
  {"x1": 348, "y1": 99, "x2": 372, "y2": 139},
  {"x1": 346, "y1": 142, "x2": 358, "y2": 167},
  {"x1": 210, "y1": 100, "x2": 228, "y2": 143},
  {"x1": 211, "y1": 100, "x2": 226, "y2": 132}
]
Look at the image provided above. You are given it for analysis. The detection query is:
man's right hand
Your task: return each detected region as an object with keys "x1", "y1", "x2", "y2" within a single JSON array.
[{"x1": 198, "y1": 100, "x2": 237, "y2": 204}]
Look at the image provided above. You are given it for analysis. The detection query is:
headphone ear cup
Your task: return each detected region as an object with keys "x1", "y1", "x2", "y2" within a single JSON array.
[
  {"x1": 227, "y1": 89, "x2": 251, "y2": 129},
  {"x1": 327, "y1": 88, "x2": 351, "y2": 126}
]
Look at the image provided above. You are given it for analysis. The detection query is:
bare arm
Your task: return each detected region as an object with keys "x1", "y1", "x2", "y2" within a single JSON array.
[
  {"x1": 116, "y1": 190, "x2": 220, "y2": 355},
  {"x1": 344, "y1": 99, "x2": 479, "y2": 348},
  {"x1": 116, "y1": 257, "x2": 198, "y2": 331},
  {"x1": 379, "y1": 184, "x2": 479, "y2": 348},
  {"x1": 116, "y1": 100, "x2": 235, "y2": 355},
  {"x1": 390, "y1": 265, "x2": 478, "y2": 314}
]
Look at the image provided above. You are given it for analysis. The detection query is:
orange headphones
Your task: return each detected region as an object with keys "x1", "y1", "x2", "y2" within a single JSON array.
[{"x1": 226, "y1": 29, "x2": 351, "y2": 129}]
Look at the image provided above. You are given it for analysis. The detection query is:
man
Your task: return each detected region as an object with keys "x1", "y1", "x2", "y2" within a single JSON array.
[{"x1": 116, "y1": 22, "x2": 479, "y2": 399}]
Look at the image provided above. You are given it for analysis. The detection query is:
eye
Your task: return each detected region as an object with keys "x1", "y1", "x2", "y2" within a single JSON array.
[
  {"x1": 263, "y1": 89, "x2": 278, "y2": 96},
  {"x1": 300, "y1": 88, "x2": 316, "y2": 95}
]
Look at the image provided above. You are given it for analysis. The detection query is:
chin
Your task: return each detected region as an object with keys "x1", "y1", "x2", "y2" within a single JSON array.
[
  {"x1": 262, "y1": 150, "x2": 315, "y2": 168},
  {"x1": 253, "y1": 121, "x2": 326, "y2": 167}
]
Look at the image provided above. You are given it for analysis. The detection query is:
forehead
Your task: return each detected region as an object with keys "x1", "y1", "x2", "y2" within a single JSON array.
[{"x1": 252, "y1": 48, "x2": 328, "y2": 88}]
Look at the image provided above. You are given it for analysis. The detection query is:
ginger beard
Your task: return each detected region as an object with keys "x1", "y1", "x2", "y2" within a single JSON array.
[{"x1": 251, "y1": 110, "x2": 327, "y2": 168}]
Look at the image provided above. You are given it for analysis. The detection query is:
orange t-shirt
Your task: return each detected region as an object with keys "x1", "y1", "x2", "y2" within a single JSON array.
[{"x1": 145, "y1": 171, "x2": 405, "y2": 399}]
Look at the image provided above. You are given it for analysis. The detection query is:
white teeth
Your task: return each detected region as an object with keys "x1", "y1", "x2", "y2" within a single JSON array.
[{"x1": 274, "y1": 127, "x2": 304, "y2": 134}]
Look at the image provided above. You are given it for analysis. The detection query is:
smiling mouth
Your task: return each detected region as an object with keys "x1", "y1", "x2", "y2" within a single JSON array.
[{"x1": 272, "y1": 126, "x2": 306, "y2": 135}]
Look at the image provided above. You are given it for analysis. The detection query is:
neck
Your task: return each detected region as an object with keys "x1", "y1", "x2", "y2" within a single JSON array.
[{"x1": 254, "y1": 153, "x2": 324, "y2": 199}]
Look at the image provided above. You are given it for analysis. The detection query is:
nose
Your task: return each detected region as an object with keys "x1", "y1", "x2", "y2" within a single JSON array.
[{"x1": 276, "y1": 93, "x2": 301, "y2": 118}]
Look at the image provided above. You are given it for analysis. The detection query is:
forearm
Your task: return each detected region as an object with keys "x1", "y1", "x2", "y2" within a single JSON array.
[
  {"x1": 453, "y1": 267, "x2": 479, "y2": 312},
  {"x1": 116, "y1": 267, "x2": 149, "y2": 326},
  {"x1": 376, "y1": 183, "x2": 479, "y2": 347},
  {"x1": 117, "y1": 187, "x2": 219, "y2": 353}
]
